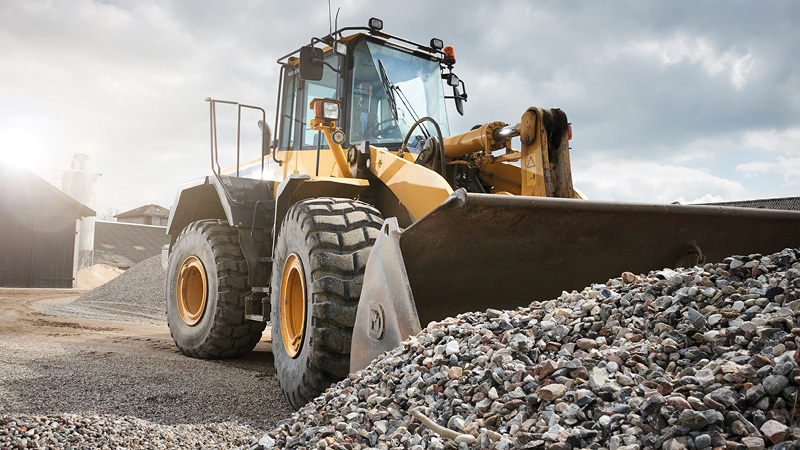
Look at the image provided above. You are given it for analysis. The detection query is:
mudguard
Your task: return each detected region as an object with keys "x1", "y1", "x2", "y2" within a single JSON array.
[{"x1": 166, "y1": 174, "x2": 273, "y2": 247}]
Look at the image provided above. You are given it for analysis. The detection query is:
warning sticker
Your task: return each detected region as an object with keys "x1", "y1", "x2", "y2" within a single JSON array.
[{"x1": 526, "y1": 156, "x2": 536, "y2": 187}]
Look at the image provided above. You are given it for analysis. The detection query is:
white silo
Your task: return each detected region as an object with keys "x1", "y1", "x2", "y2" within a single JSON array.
[{"x1": 62, "y1": 154, "x2": 100, "y2": 270}]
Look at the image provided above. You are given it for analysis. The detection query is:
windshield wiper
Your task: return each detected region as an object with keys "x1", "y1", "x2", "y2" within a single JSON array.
[
  {"x1": 377, "y1": 59, "x2": 398, "y2": 122},
  {"x1": 394, "y1": 85, "x2": 425, "y2": 135},
  {"x1": 377, "y1": 59, "x2": 429, "y2": 139}
]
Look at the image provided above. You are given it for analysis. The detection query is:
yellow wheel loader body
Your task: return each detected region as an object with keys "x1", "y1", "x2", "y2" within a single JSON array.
[{"x1": 166, "y1": 19, "x2": 800, "y2": 408}]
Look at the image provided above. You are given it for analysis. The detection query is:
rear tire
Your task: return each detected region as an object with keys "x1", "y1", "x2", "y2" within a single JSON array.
[
  {"x1": 166, "y1": 219, "x2": 265, "y2": 358},
  {"x1": 271, "y1": 198, "x2": 382, "y2": 409}
]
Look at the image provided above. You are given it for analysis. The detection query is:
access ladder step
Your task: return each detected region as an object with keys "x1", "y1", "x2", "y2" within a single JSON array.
[{"x1": 244, "y1": 291, "x2": 270, "y2": 322}]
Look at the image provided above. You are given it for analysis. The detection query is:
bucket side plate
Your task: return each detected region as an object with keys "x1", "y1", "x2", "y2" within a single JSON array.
[{"x1": 350, "y1": 218, "x2": 422, "y2": 373}]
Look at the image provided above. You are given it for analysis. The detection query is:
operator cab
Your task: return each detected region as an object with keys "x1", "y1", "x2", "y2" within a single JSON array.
[
  {"x1": 347, "y1": 37, "x2": 450, "y2": 150},
  {"x1": 274, "y1": 18, "x2": 467, "y2": 154}
]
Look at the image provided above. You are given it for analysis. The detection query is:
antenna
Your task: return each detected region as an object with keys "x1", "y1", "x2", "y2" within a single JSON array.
[
  {"x1": 328, "y1": 0, "x2": 332, "y2": 36},
  {"x1": 334, "y1": 7, "x2": 340, "y2": 33}
]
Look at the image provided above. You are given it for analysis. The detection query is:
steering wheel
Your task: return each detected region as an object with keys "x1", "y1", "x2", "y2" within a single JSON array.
[{"x1": 374, "y1": 118, "x2": 400, "y2": 138}]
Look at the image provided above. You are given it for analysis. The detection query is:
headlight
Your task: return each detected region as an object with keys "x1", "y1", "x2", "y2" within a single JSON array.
[{"x1": 313, "y1": 99, "x2": 339, "y2": 121}]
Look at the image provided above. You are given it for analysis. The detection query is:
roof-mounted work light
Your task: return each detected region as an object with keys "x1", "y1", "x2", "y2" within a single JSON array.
[
  {"x1": 334, "y1": 41, "x2": 347, "y2": 56},
  {"x1": 368, "y1": 17, "x2": 383, "y2": 31}
]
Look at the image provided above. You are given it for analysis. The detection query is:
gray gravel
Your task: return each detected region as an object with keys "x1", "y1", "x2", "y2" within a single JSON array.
[
  {"x1": 1, "y1": 256, "x2": 294, "y2": 449},
  {"x1": 0, "y1": 413, "x2": 257, "y2": 449},
  {"x1": 0, "y1": 339, "x2": 288, "y2": 427},
  {"x1": 14, "y1": 240, "x2": 800, "y2": 449},
  {"x1": 0, "y1": 334, "x2": 293, "y2": 449},
  {"x1": 47, "y1": 255, "x2": 166, "y2": 323},
  {"x1": 262, "y1": 247, "x2": 800, "y2": 450}
]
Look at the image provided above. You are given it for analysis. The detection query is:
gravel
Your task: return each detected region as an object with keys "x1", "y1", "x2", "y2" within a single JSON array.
[
  {"x1": 0, "y1": 328, "x2": 293, "y2": 449},
  {"x1": 0, "y1": 339, "x2": 289, "y2": 428},
  {"x1": 47, "y1": 255, "x2": 166, "y2": 323},
  {"x1": 1, "y1": 256, "x2": 294, "y2": 449},
  {"x1": 12, "y1": 243, "x2": 800, "y2": 449},
  {"x1": 261, "y1": 247, "x2": 800, "y2": 450},
  {"x1": 0, "y1": 414, "x2": 257, "y2": 449}
]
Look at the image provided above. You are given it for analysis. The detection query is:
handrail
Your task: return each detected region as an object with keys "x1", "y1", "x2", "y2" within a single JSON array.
[{"x1": 205, "y1": 97, "x2": 269, "y2": 206}]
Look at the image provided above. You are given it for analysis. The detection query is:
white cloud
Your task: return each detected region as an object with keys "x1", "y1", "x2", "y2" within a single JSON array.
[
  {"x1": 573, "y1": 159, "x2": 746, "y2": 204},
  {"x1": 624, "y1": 34, "x2": 756, "y2": 90},
  {"x1": 736, "y1": 156, "x2": 800, "y2": 187},
  {"x1": 679, "y1": 193, "x2": 724, "y2": 204},
  {"x1": 735, "y1": 161, "x2": 772, "y2": 177},
  {"x1": 734, "y1": 127, "x2": 800, "y2": 187},
  {"x1": 742, "y1": 127, "x2": 800, "y2": 152},
  {"x1": 0, "y1": 0, "x2": 797, "y2": 214}
]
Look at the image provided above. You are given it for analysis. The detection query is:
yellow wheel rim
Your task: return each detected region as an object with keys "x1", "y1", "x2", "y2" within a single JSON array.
[
  {"x1": 176, "y1": 256, "x2": 207, "y2": 326},
  {"x1": 280, "y1": 253, "x2": 306, "y2": 358}
]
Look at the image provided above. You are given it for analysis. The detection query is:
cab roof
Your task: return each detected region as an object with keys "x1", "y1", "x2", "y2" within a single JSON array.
[{"x1": 276, "y1": 21, "x2": 446, "y2": 66}]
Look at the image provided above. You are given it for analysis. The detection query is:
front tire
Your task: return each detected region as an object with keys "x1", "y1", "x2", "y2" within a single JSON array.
[
  {"x1": 271, "y1": 198, "x2": 382, "y2": 409},
  {"x1": 166, "y1": 219, "x2": 265, "y2": 359}
]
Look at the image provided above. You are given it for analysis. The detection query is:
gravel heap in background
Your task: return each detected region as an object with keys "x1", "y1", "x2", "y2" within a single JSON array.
[
  {"x1": 0, "y1": 414, "x2": 256, "y2": 449},
  {"x1": 262, "y1": 247, "x2": 800, "y2": 450},
  {"x1": 48, "y1": 256, "x2": 166, "y2": 323}
]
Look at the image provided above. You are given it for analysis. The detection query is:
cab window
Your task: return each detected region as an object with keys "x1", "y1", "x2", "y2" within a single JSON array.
[
  {"x1": 300, "y1": 54, "x2": 338, "y2": 149},
  {"x1": 278, "y1": 52, "x2": 339, "y2": 151},
  {"x1": 279, "y1": 66, "x2": 300, "y2": 149}
]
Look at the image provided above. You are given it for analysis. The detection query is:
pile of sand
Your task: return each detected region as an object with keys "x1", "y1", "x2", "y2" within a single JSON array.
[{"x1": 76, "y1": 264, "x2": 124, "y2": 290}]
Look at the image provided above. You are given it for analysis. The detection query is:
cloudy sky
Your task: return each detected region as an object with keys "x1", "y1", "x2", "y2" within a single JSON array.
[{"x1": 1, "y1": 0, "x2": 798, "y2": 215}]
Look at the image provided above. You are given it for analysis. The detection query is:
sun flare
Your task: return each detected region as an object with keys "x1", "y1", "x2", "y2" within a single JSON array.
[{"x1": 0, "y1": 128, "x2": 45, "y2": 171}]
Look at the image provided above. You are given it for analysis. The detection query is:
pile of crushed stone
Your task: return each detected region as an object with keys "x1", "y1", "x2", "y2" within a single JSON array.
[
  {"x1": 260, "y1": 247, "x2": 800, "y2": 450},
  {"x1": 0, "y1": 413, "x2": 258, "y2": 449},
  {"x1": 48, "y1": 256, "x2": 166, "y2": 323}
]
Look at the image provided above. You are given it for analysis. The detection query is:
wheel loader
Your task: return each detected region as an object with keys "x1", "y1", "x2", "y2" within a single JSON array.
[{"x1": 164, "y1": 18, "x2": 800, "y2": 409}]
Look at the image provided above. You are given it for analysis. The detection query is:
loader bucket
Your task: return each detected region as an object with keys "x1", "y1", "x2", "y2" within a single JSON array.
[{"x1": 351, "y1": 189, "x2": 800, "y2": 372}]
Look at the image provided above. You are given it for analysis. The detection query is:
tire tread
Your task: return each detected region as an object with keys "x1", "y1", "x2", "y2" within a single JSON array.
[
  {"x1": 169, "y1": 219, "x2": 265, "y2": 359},
  {"x1": 274, "y1": 198, "x2": 382, "y2": 408}
]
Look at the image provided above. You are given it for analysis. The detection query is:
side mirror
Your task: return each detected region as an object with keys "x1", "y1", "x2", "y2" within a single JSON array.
[
  {"x1": 258, "y1": 120, "x2": 272, "y2": 156},
  {"x1": 454, "y1": 95, "x2": 464, "y2": 116},
  {"x1": 299, "y1": 45, "x2": 324, "y2": 81},
  {"x1": 453, "y1": 82, "x2": 467, "y2": 116}
]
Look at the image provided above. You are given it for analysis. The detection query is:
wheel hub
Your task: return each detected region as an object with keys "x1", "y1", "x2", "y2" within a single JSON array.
[
  {"x1": 176, "y1": 256, "x2": 207, "y2": 326},
  {"x1": 280, "y1": 253, "x2": 306, "y2": 358}
]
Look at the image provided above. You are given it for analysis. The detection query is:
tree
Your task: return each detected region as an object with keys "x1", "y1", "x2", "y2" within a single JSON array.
[{"x1": 98, "y1": 208, "x2": 118, "y2": 221}]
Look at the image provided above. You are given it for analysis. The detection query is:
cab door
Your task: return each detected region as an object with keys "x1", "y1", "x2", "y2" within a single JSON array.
[{"x1": 276, "y1": 51, "x2": 342, "y2": 180}]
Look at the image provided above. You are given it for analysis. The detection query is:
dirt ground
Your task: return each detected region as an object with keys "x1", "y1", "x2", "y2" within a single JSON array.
[{"x1": 0, "y1": 288, "x2": 294, "y2": 430}]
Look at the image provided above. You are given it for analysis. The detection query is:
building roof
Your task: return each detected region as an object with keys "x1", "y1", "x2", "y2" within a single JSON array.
[
  {"x1": 0, "y1": 164, "x2": 95, "y2": 218},
  {"x1": 115, "y1": 204, "x2": 170, "y2": 219},
  {"x1": 93, "y1": 221, "x2": 169, "y2": 268},
  {"x1": 699, "y1": 197, "x2": 800, "y2": 211}
]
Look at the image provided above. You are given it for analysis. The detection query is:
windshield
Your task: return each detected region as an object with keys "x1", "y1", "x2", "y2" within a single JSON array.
[{"x1": 349, "y1": 39, "x2": 450, "y2": 149}]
